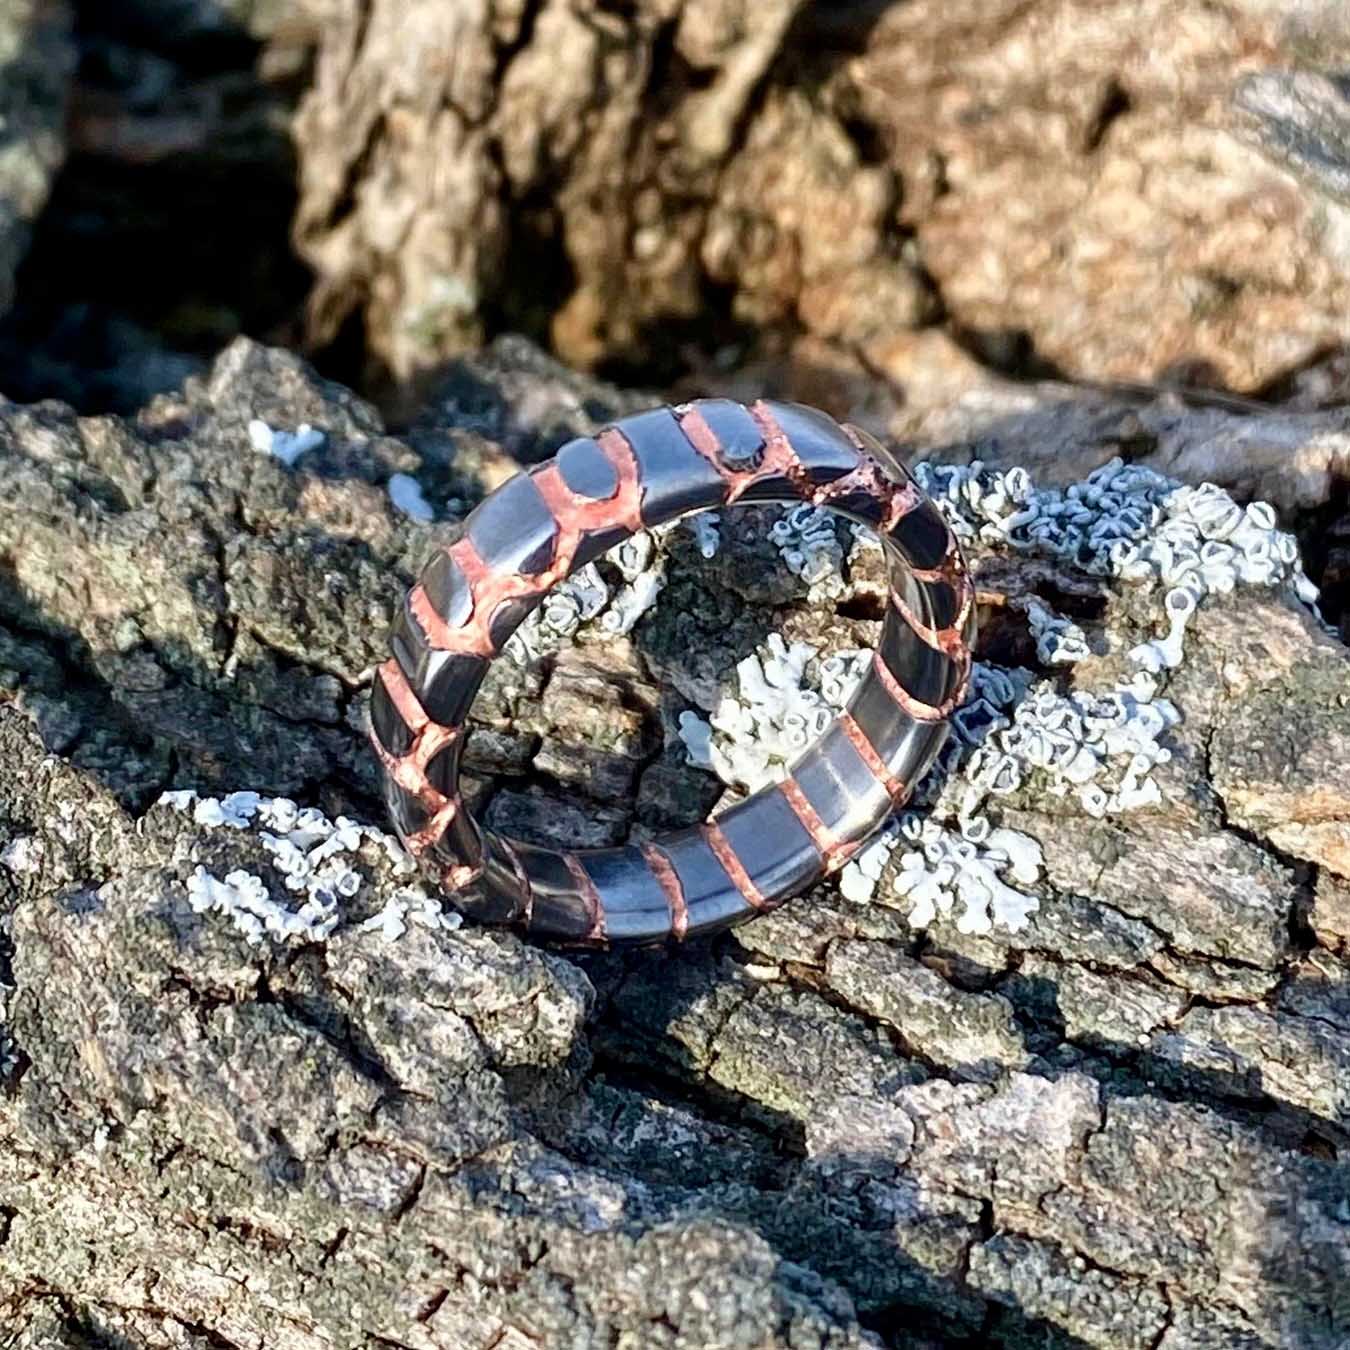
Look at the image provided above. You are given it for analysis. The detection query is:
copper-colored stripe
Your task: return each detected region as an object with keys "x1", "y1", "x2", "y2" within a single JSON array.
[
  {"x1": 409, "y1": 579, "x2": 479, "y2": 653},
  {"x1": 810, "y1": 455, "x2": 921, "y2": 530},
  {"x1": 563, "y1": 852, "x2": 607, "y2": 943},
  {"x1": 779, "y1": 777, "x2": 862, "y2": 874},
  {"x1": 372, "y1": 658, "x2": 461, "y2": 815},
  {"x1": 778, "y1": 776, "x2": 834, "y2": 858},
  {"x1": 440, "y1": 861, "x2": 481, "y2": 891},
  {"x1": 413, "y1": 430, "x2": 645, "y2": 660},
  {"x1": 368, "y1": 731, "x2": 414, "y2": 792},
  {"x1": 676, "y1": 404, "x2": 722, "y2": 462},
  {"x1": 369, "y1": 648, "x2": 463, "y2": 848},
  {"x1": 369, "y1": 732, "x2": 445, "y2": 801},
  {"x1": 702, "y1": 821, "x2": 769, "y2": 911},
  {"x1": 673, "y1": 400, "x2": 811, "y2": 505},
  {"x1": 909, "y1": 542, "x2": 966, "y2": 585},
  {"x1": 890, "y1": 585, "x2": 973, "y2": 660},
  {"x1": 373, "y1": 716, "x2": 459, "y2": 783},
  {"x1": 838, "y1": 711, "x2": 909, "y2": 801},
  {"x1": 746, "y1": 401, "x2": 809, "y2": 486},
  {"x1": 641, "y1": 840, "x2": 688, "y2": 941},
  {"x1": 595, "y1": 426, "x2": 648, "y2": 509},
  {"x1": 951, "y1": 572, "x2": 976, "y2": 630},
  {"x1": 882, "y1": 480, "x2": 925, "y2": 531},
  {"x1": 676, "y1": 404, "x2": 757, "y2": 502},
  {"x1": 378, "y1": 658, "x2": 429, "y2": 733},
  {"x1": 533, "y1": 431, "x2": 645, "y2": 536},
  {"x1": 370, "y1": 718, "x2": 461, "y2": 848},
  {"x1": 836, "y1": 424, "x2": 926, "y2": 529},
  {"x1": 871, "y1": 649, "x2": 949, "y2": 722},
  {"x1": 369, "y1": 731, "x2": 461, "y2": 856},
  {"x1": 949, "y1": 647, "x2": 974, "y2": 707},
  {"x1": 404, "y1": 796, "x2": 459, "y2": 854},
  {"x1": 414, "y1": 720, "x2": 460, "y2": 766}
]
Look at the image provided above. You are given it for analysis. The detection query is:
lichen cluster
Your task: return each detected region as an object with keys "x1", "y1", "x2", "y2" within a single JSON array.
[
  {"x1": 769, "y1": 504, "x2": 847, "y2": 603},
  {"x1": 841, "y1": 814, "x2": 1042, "y2": 935},
  {"x1": 246, "y1": 418, "x2": 325, "y2": 467},
  {"x1": 678, "y1": 636, "x2": 870, "y2": 793},
  {"x1": 505, "y1": 530, "x2": 672, "y2": 664},
  {"x1": 914, "y1": 457, "x2": 1320, "y2": 667},
  {"x1": 680, "y1": 458, "x2": 1319, "y2": 934},
  {"x1": 160, "y1": 790, "x2": 455, "y2": 946}
]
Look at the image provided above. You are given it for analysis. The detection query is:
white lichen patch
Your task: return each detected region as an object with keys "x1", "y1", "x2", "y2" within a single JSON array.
[
  {"x1": 160, "y1": 790, "x2": 422, "y2": 947},
  {"x1": 677, "y1": 635, "x2": 870, "y2": 793},
  {"x1": 387, "y1": 472, "x2": 435, "y2": 522},
  {"x1": 505, "y1": 530, "x2": 671, "y2": 665},
  {"x1": 602, "y1": 531, "x2": 669, "y2": 635},
  {"x1": 190, "y1": 790, "x2": 263, "y2": 830},
  {"x1": 247, "y1": 418, "x2": 325, "y2": 467},
  {"x1": 683, "y1": 510, "x2": 721, "y2": 559},
  {"x1": 360, "y1": 893, "x2": 408, "y2": 941},
  {"x1": 187, "y1": 865, "x2": 340, "y2": 946},
  {"x1": 914, "y1": 457, "x2": 1320, "y2": 671},
  {"x1": 840, "y1": 815, "x2": 1042, "y2": 936},
  {"x1": 408, "y1": 890, "x2": 463, "y2": 931},
  {"x1": 0, "y1": 834, "x2": 43, "y2": 874},
  {"x1": 677, "y1": 710, "x2": 715, "y2": 770},
  {"x1": 933, "y1": 665, "x2": 1181, "y2": 824},
  {"x1": 770, "y1": 504, "x2": 847, "y2": 603},
  {"x1": 359, "y1": 887, "x2": 463, "y2": 941},
  {"x1": 1024, "y1": 598, "x2": 1091, "y2": 666}
]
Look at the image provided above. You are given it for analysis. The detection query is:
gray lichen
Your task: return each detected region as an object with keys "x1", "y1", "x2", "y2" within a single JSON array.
[
  {"x1": 155, "y1": 789, "x2": 473, "y2": 947},
  {"x1": 680, "y1": 454, "x2": 1319, "y2": 946}
]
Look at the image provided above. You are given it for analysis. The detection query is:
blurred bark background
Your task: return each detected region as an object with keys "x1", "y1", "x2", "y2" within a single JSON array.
[{"x1": 8, "y1": 0, "x2": 1350, "y2": 423}]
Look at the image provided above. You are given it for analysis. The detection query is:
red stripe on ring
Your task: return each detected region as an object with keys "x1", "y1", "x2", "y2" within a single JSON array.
[
  {"x1": 641, "y1": 840, "x2": 689, "y2": 941},
  {"x1": 890, "y1": 585, "x2": 973, "y2": 659},
  {"x1": 563, "y1": 852, "x2": 607, "y2": 943},
  {"x1": 871, "y1": 649, "x2": 948, "y2": 722},
  {"x1": 702, "y1": 820, "x2": 770, "y2": 910},
  {"x1": 837, "y1": 712, "x2": 910, "y2": 802},
  {"x1": 676, "y1": 404, "x2": 723, "y2": 462},
  {"x1": 778, "y1": 776, "x2": 834, "y2": 858},
  {"x1": 778, "y1": 776, "x2": 862, "y2": 874},
  {"x1": 378, "y1": 658, "x2": 430, "y2": 733}
]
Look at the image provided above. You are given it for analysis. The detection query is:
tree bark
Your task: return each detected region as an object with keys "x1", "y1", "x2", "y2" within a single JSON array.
[{"x1": 0, "y1": 338, "x2": 1347, "y2": 1348}]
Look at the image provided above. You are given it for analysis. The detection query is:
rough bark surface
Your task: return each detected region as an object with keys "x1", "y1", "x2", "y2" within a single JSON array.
[
  {"x1": 285, "y1": 0, "x2": 1350, "y2": 397},
  {"x1": 1, "y1": 338, "x2": 1348, "y2": 1348}
]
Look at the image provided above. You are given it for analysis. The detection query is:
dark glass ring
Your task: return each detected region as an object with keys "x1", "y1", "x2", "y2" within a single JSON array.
[{"x1": 370, "y1": 399, "x2": 975, "y2": 946}]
